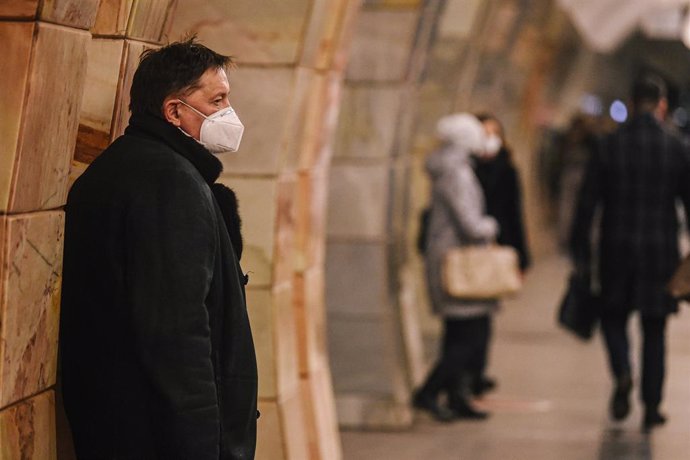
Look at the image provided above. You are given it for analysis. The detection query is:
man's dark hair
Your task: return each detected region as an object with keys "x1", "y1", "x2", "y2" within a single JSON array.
[
  {"x1": 129, "y1": 37, "x2": 232, "y2": 116},
  {"x1": 632, "y1": 74, "x2": 667, "y2": 109}
]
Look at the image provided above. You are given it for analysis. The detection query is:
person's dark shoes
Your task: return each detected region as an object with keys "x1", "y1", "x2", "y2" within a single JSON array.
[
  {"x1": 412, "y1": 391, "x2": 455, "y2": 423},
  {"x1": 448, "y1": 397, "x2": 490, "y2": 420},
  {"x1": 642, "y1": 409, "x2": 667, "y2": 431},
  {"x1": 471, "y1": 375, "x2": 497, "y2": 397},
  {"x1": 610, "y1": 374, "x2": 632, "y2": 421}
]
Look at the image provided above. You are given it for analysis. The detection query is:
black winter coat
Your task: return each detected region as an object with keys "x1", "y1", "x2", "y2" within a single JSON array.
[
  {"x1": 472, "y1": 149, "x2": 531, "y2": 270},
  {"x1": 571, "y1": 113, "x2": 690, "y2": 317},
  {"x1": 60, "y1": 112, "x2": 258, "y2": 459}
]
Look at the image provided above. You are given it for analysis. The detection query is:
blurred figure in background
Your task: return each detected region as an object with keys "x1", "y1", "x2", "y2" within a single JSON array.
[
  {"x1": 470, "y1": 113, "x2": 531, "y2": 396},
  {"x1": 556, "y1": 115, "x2": 598, "y2": 249},
  {"x1": 413, "y1": 113, "x2": 499, "y2": 422},
  {"x1": 570, "y1": 75, "x2": 690, "y2": 430}
]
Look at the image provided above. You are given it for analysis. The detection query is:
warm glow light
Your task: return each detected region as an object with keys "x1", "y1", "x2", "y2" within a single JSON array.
[{"x1": 610, "y1": 100, "x2": 628, "y2": 123}]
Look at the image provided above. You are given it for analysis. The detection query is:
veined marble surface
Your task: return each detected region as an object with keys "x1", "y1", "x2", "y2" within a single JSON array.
[
  {"x1": 0, "y1": 391, "x2": 56, "y2": 460},
  {"x1": 0, "y1": 212, "x2": 63, "y2": 409}
]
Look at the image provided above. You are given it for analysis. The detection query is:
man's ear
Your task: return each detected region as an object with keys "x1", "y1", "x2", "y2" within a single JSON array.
[{"x1": 162, "y1": 98, "x2": 181, "y2": 126}]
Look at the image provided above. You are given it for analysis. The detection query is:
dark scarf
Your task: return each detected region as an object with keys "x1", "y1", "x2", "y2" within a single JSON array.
[{"x1": 126, "y1": 112, "x2": 243, "y2": 259}]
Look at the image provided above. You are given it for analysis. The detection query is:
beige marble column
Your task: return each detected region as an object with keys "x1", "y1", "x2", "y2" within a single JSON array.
[
  {"x1": 169, "y1": 1, "x2": 361, "y2": 458},
  {"x1": 326, "y1": 0, "x2": 443, "y2": 429},
  {"x1": 0, "y1": 1, "x2": 96, "y2": 457}
]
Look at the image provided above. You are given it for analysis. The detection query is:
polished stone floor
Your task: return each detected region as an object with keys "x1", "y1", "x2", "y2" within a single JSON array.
[{"x1": 341, "y1": 255, "x2": 690, "y2": 460}]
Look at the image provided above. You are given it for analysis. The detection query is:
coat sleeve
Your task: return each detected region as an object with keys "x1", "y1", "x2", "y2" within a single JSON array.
[
  {"x1": 678, "y1": 139, "x2": 690, "y2": 222},
  {"x1": 125, "y1": 168, "x2": 220, "y2": 459},
  {"x1": 505, "y1": 166, "x2": 531, "y2": 270},
  {"x1": 439, "y1": 167, "x2": 498, "y2": 242},
  {"x1": 569, "y1": 140, "x2": 603, "y2": 275}
]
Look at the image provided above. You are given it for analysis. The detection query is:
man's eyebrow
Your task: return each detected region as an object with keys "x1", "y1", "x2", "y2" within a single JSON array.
[{"x1": 210, "y1": 90, "x2": 228, "y2": 99}]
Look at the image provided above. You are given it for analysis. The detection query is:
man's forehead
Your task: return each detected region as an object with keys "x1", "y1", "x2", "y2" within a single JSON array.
[{"x1": 197, "y1": 68, "x2": 230, "y2": 95}]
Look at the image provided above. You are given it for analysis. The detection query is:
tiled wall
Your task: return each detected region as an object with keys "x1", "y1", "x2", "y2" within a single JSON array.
[
  {"x1": 326, "y1": 0, "x2": 443, "y2": 429},
  {"x1": 0, "y1": 1, "x2": 96, "y2": 457}
]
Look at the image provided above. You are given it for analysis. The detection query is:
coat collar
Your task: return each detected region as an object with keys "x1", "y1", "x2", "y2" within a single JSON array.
[{"x1": 125, "y1": 111, "x2": 223, "y2": 185}]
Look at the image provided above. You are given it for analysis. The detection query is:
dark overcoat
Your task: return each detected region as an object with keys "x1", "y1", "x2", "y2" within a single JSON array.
[
  {"x1": 472, "y1": 148, "x2": 531, "y2": 271},
  {"x1": 60, "y1": 112, "x2": 258, "y2": 459},
  {"x1": 571, "y1": 113, "x2": 690, "y2": 317}
]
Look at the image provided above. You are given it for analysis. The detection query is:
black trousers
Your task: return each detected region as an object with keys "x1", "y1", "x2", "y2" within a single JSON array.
[
  {"x1": 600, "y1": 309, "x2": 667, "y2": 409},
  {"x1": 419, "y1": 316, "x2": 490, "y2": 399},
  {"x1": 468, "y1": 316, "x2": 493, "y2": 377}
]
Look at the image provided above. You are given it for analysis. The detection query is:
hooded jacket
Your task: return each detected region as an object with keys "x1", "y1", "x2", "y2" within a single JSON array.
[
  {"x1": 424, "y1": 141, "x2": 499, "y2": 318},
  {"x1": 60, "y1": 112, "x2": 258, "y2": 459}
]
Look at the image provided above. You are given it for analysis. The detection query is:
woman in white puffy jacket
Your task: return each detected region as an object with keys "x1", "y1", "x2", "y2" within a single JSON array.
[{"x1": 413, "y1": 113, "x2": 499, "y2": 422}]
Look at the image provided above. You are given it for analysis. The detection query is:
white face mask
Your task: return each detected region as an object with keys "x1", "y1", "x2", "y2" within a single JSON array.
[
  {"x1": 482, "y1": 134, "x2": 502, "y2": 158},
  {"x1": 177, "y1": 100, "x2": 244, "y2": 154}
]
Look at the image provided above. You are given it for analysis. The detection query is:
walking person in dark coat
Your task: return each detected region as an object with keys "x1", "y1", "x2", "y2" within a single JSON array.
[
  {"x1": 570, "y1": 75, "x2": 690, "y2": 430},
  {"x1": 59, "y1": 39, "x2": 258, "y2": 459},
  {"x1": 470, "y1": 113, "x2": 531, "y2": 396}
]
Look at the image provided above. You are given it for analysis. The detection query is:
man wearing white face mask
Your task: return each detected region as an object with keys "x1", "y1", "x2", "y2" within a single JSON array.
[{"x1": 60, "y1": 38, "x2": 258, "y2": 459}]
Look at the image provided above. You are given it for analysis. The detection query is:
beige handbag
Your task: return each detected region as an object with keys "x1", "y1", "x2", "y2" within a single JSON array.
[{"x1": 442, "y1": 245, "x2": 522, "y2": 299}]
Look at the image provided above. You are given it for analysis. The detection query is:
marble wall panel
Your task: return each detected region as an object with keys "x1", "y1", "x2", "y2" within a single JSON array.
[
  {"x1": 126, "y1": 0, "x2": 176, "y2": 44},
  {"x1": 168, "y1": 0, "x2": 310, "y2": 65},
  {"x1": 9, "y1": 23, "x2": 89, "y2": 213},
  {"x1": 40, "y1": 0, "x2": 100, "y2": 29},
  {"x1": 0, "y1": 212, "x2": 63, "y2": 408},
  {"x1": 218, "y1": 175, "x2": 277, "y2": 288},
  {"x1": 254, "y1": 400, "x2": 285, "y2": 460},
  {"x1": 327, "y1": 316, "x2": 396, "y2": 394},
  {"x1": 364, "y1": 0, "x2": 423, "y2": 7},
  {"x1": 334, "y1": 85, "x2": 403, "y2": 159},
  {"x1": 0, "y1": 22, "x2": 33, "y2": 213},
  {"x1": 325, "y1": 241, "x2": 389, "y2": 317},
  {"x1": 300, "y1": 0, "x2": 362, "y2": 72},
  {"x1": 92, "y1": 0, "x2": 134, "y2": 36},
  {"x1": 279, "y1": 69, "x2": 319, "y2": 175},
  {"x1": 75, "y1": 38, "x2": 124, "y2": 164},
  {"x1": 216, "y1": 68, "x2": 296, "y2": 176},
  {"x1": 272, "y1": 176, "x2": 296, "y2": 287},
  {"x1": 277, "y1": 385, "x2": 309, "y2": 460},
  {"x1": 300, "y1": 365, "x2": 341, "y2": 460},
  {"x1": 246, "y1": 289, "x2": 275, "y2": 399},
  {"x1": 326, "y1": 162, "x2": 389, "y2": 239},
  {"x1": 0, "y1": 391, "x2": 56, "y2": 459},
  {"x1": 0, "y1": 0, "x2": 38, "y2": 18},
  {"x1": 345, "y1": 9, "x2": 420, "y2": 82},
  {"x1": 299, "y1": 72, "x2": 343, "y2": 172},
  {"x1": 295, "y1": 169, "x2": 328, "y2": 272},
  {"x1": 246, "y1": 286, "x2": 299, "y2": 400},
  {"x1": 388, "y1": 155, "x2": 411, "y2": 246},
  {"x1": 294, "y1": 268, "x2": 327, "y2": 375},
  {"x1": 335, "y1": 393, "x2": 412, "y2": 429}
]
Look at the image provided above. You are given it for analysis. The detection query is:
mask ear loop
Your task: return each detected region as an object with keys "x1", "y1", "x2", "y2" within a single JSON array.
[{"x1": 177, "y1": 99, "x2": 209, "y2": 120}]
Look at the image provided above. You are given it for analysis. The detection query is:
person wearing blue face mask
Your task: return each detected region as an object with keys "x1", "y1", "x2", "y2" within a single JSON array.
[{"x1": 60, "y1": 38, "x2": 258, "y2": 459}]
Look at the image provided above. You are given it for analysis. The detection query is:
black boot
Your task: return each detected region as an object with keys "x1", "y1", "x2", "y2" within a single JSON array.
[
  {"x1": 471, "y1": 374, "x2": 497, "y2": 397},
  {"x1": 610, "y1": 373, "x2": 632, "y2": 421},
  {"x1": 412, "y1": 390, "x2": 455, "y2": 422},
  {"x1": 642, "y1": 406, "x2": 667, "y2": 431},
  {"x1": 413, "y1": 363, "x2": 456, "y2": 423},
  {"x1": 449, "y1": 375, "x2": 489, "y2": 420}
]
